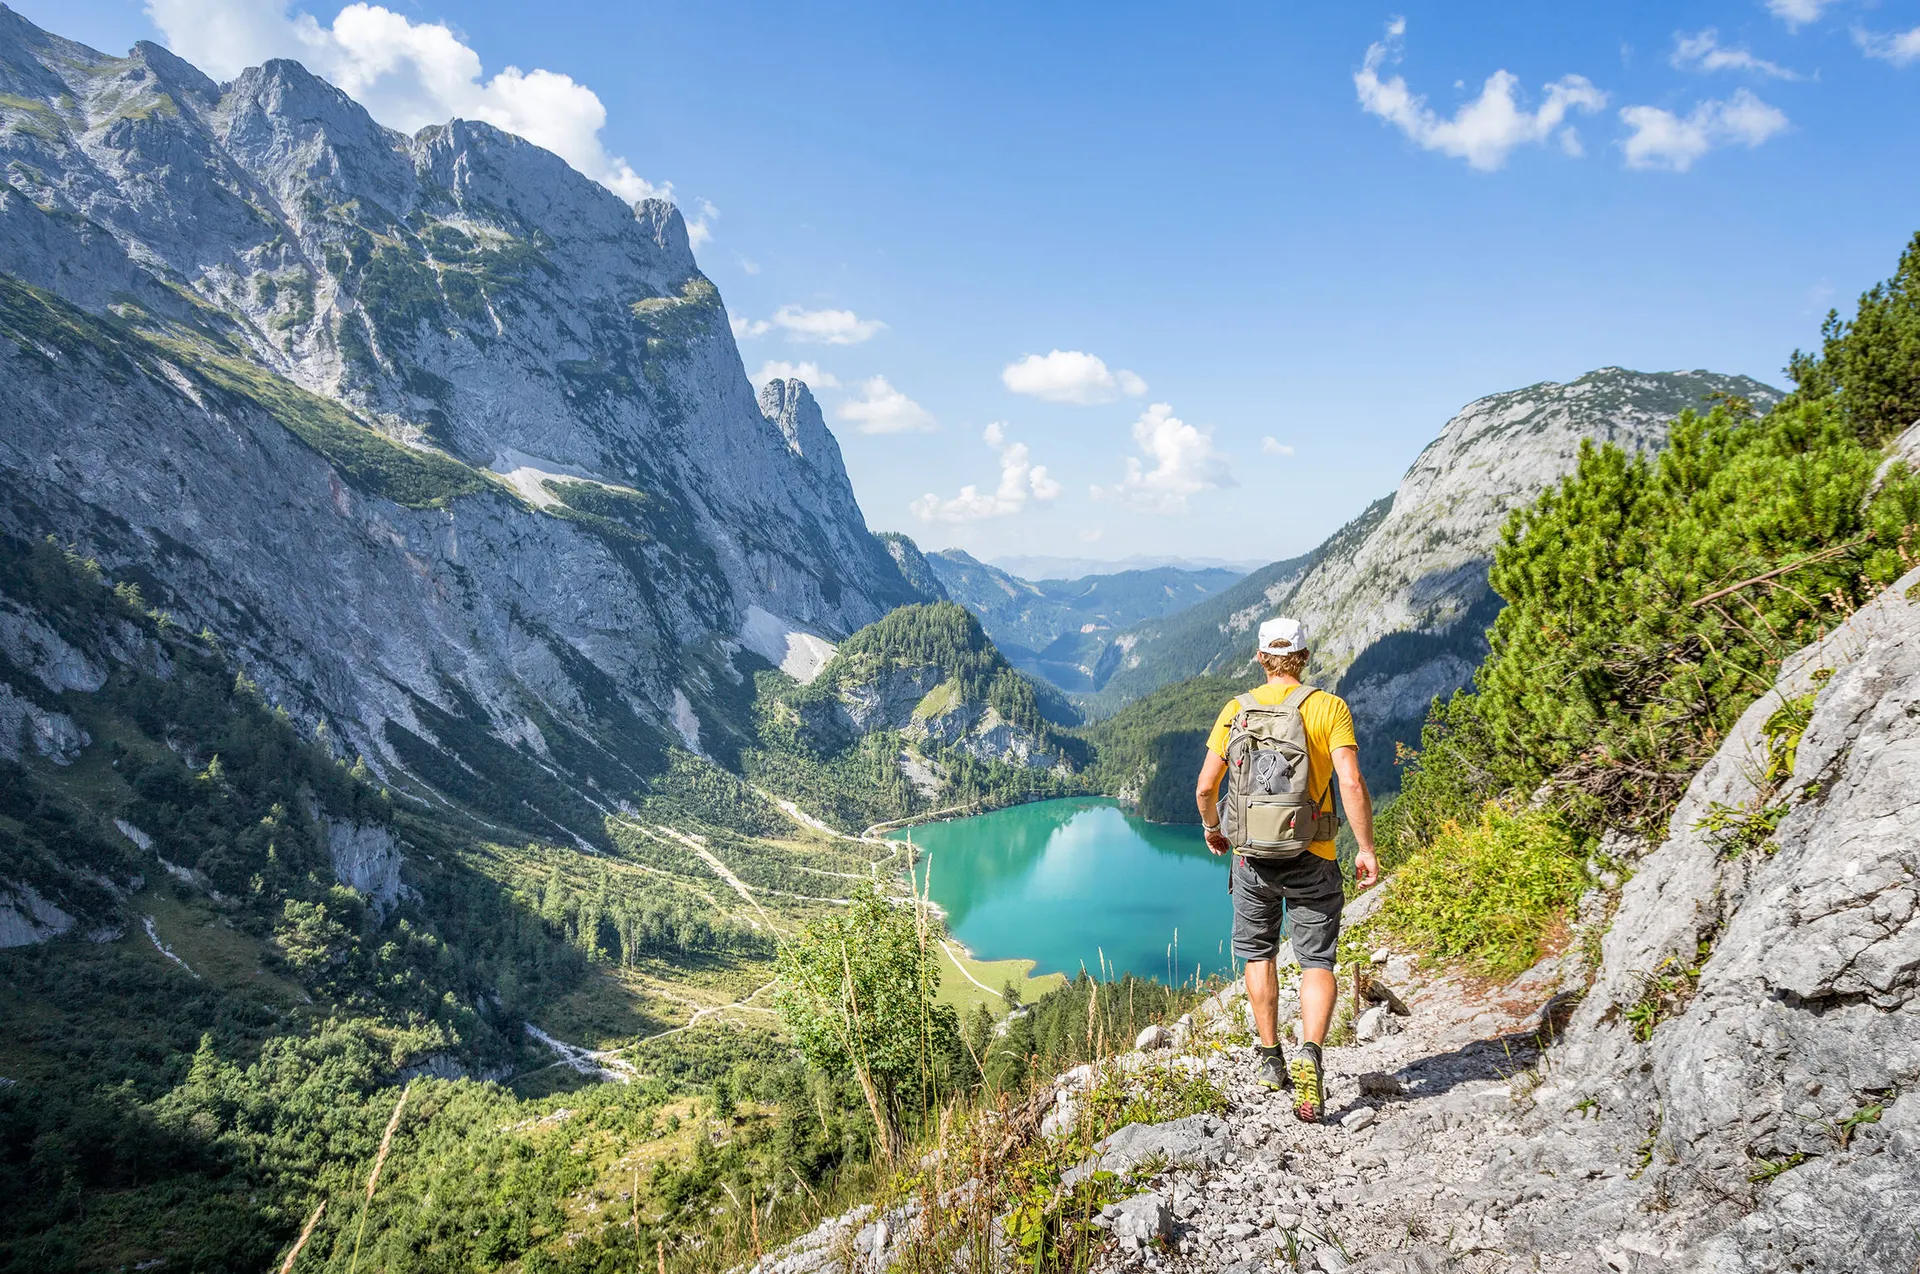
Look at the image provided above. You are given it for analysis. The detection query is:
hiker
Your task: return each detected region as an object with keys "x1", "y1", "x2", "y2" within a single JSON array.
[{"x1": 1194, "y1": 616, "x2": 1379, "y2": 1123}]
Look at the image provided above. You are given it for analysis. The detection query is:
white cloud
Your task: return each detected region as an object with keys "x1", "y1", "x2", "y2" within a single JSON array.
[
  {"x1": 731, "y1": 315, "x2": 770, "y2": 339},
  {"x1": 1001, "y1": 349, "x2": 1148, "y2": 405},
  {"x1": 1766, "y1": 0, "x2": 1837, "y2": 31},
  {"x1": 146, "y1": 0, "x2": 672, "y2": 207},
  {"x1": 769, "y1": 305, "x2": 886, "y2": 345},
  {"x1": 752, "y1": 360, "x2": 839, "y2": 391},
  {"x1": 837, "y1": 376, "x2": 935, "y2": 434},
  {"x1": 1261, "y1": 437, "x2": 1295, "y2": 457},
  {"x1": 738, "y1": 257, "x2": 762, "y2": 275},
  {"x1": 1093, "y1": 403, "x2": 1234, "y2": 514},
  {"x1": 1672, "y1": 29, "x2": 1800, "y2": 78},
  {"x1": 685, "y1": 199, "x2": 718, "y2": 248},
  {"x1": 911, "y1": 424, "x2": 1059, "y2": 523},
  {"x1": 1855, "y1": 25, "x2": 1920, "y2": 66},
  {"x1": 1620, "y1": 89, "x2": 1789, "y2": 171},
  {"x1": 1354, "y1": 18, "x2": 1606, "y2": 171}
]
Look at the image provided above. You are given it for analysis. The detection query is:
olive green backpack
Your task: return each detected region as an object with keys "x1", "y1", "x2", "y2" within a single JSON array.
[{"x1": 1218, "y1": 686, "x2": 1337, "y2": 859}]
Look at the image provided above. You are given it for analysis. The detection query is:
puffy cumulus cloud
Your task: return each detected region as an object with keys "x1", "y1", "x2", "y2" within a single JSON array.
[
  {"x1": 910, "y1": 424, "x2": 1060, "y2": 524},
  {"x1": 770, "y1": 305, "x2": 886, "y2": 345},
  {"x1": 1855, "y1": 25, "x2": 1920, "y2": 66},
  {"x1": 1620, "y1": 89, "x2": 1788, "y2": 171},
  {"x1": 1261, "y1": 437, "x2": 1295, "y2": 457},
  {"x1": 751, "y1": 360, "x2": 839, "y2": 390},
  {"x1": 146, "y1": 0, "x2": 671, "y2": 207},
  {"x1": 1093, "y1": 403, "x2": 1234, "y2": 514},
  {"x1": 836, "y1": 376, "x2": 935, "y2": 435},
  {"x1": 1671, "y1": 29, "x2": 1800, "y2": 78},
  {"x1": 1001, "y1": 349, "x2": 1148, "y2": 405},
  {"x1": 1355, "y1": 18, "x2": 1605, "y2": 171},
  {"x1": 1766, "y1": 0, "x2": 1837, "y2": 30},
  {"x1": 731, "y1": 315, "x2": 771, "y2": 340}
]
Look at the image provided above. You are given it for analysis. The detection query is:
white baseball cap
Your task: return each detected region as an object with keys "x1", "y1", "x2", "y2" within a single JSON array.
[{"x1": 1257, "y1": 616, "x2": 1309, "y2": 657}]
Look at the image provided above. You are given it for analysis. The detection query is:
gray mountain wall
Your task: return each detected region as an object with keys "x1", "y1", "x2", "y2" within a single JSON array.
[{"x1": 0, "y1": 9, "x2": 925, "y2": 835}]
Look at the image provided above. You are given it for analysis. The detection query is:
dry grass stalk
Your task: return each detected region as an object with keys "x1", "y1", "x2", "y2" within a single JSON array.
[
  {"x1": 275, "y1": 1198, "x2": 326, "y2": 1274},
  {"x1": 346, "y1": 1079, "x2": 414, "y2": 1274}
]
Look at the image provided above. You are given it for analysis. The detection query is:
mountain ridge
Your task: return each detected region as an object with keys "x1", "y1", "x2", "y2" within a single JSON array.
[
  {"x1": 923, "y1": 548, "x2": 1243, "y2": 691},
  {"x1": 0, "y1": 7, "x2": 935, "y2": 843}
]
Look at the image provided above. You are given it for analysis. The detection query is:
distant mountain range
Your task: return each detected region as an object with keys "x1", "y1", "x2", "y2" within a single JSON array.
[
  {"x1": 923, "y1": 551, "x2": 1243, "y2": 692},
  {"x1": 986, "y1": 553, "x2": 1268, "y2": 579}
]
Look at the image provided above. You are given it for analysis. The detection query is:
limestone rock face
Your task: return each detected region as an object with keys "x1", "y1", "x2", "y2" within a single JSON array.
[
  {"x1": 324, "y1": 818, "x2": 408, "y2": 915},
  {"x1": 0, "y1": 10, "x2": 925, "y2": 836},
  {"x1": 1506, "y1": 566, "x2": 1920, "y2": 1271},
  {"x1": 758, "y1": 379, "x2": 852, "y2": 492}
]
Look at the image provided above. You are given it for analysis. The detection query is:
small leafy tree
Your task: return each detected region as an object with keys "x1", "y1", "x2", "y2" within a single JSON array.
[{"x1": 772, "y1": 885, "x2": 956, "y2": 1160}]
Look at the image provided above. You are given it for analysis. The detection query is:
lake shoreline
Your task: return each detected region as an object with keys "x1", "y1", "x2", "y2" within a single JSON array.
[{"x1": 896, "y1": 796, "x2": 1239, "y2": 985}]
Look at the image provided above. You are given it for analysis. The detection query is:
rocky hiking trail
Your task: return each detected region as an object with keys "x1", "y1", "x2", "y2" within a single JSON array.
[{"x1": 744, "y1": 568, "x2": 1920, "y2": 1274}]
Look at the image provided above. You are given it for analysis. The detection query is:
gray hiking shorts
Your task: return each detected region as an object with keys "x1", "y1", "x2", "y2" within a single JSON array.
[{"x1": 1230, "y1": 852, "x2": 1344, "y2": 970}]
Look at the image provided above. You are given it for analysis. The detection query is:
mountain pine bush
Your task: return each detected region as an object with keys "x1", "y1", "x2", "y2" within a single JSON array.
[{"x1": 1396, "y1": 235, "x2": 1920, "y2": 843}]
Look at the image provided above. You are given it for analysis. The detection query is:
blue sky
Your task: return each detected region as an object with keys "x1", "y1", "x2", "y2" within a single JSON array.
[{"x1": 19, "y1": 0, "x2": 1920, "y2": 564}]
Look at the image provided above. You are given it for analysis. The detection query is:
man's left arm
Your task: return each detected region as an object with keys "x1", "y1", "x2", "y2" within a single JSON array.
[{"x1": 1332, "y1": 746, "x2": 1379, "y2": 888}]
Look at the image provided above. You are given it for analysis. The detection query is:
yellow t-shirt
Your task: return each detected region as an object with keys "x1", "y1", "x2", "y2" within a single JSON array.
[{"x1": 1205, "y1": 683, "x2": 1357, "y2": 862}]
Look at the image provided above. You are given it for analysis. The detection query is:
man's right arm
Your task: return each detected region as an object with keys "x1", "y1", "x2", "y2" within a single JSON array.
[{"x1": 1333, "y1": 745, "x2": 1379, "y2": 888}]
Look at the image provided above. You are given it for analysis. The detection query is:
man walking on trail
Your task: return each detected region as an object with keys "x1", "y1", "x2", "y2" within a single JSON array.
[{"x1": 1195, "y1": 616, "x2": 1379, "y2": 1123}]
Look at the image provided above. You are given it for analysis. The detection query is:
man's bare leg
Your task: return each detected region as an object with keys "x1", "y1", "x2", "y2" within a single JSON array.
[
  {"x1": 1246, "y1": 957, "x2": 1280, "y2": 1046},
  {"x1": 1299, "y1": 968, "x2": 1336, "y2": 1044}
]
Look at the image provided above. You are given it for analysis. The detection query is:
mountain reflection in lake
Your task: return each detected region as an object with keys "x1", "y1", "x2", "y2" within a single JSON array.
[{"x1": 896, "y1": 798, "x2": 1244, "y2": 983}]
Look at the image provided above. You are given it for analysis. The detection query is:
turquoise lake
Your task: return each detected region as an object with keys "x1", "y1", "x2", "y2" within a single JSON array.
[{"x1": 894, "y1": 797, "x2": 1243, "y2": 983}]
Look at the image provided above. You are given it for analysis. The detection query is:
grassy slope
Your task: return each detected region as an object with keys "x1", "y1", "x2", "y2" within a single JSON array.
[{"x1": 932, "y1": 941, "x2": 1068, "y2": 1018}]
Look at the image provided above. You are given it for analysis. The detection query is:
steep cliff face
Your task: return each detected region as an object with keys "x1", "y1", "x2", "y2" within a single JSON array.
[
  {"x1": 1084, "y1": 369, "x2": 1780, "y2": 788},
  {"x1": 1503, "y1": 566, "x2": 1920, "y2": 1271},
  {"x1": 0, "y1": 11, "x2": 921, "y2": 836}
]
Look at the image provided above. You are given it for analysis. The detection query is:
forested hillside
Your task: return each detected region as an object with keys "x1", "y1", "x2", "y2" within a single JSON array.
[{"x1": 745, "y1": 602, "x2": 1088, "y2": 831}]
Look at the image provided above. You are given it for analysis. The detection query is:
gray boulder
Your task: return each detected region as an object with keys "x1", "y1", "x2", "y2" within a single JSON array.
[
  {"x1": 1064, "y1": 1112, "x2": 1230, "y2": 1186},
  {"x1": 1099, "y1": 1192, "x2": 1172, "y2": 1250}
]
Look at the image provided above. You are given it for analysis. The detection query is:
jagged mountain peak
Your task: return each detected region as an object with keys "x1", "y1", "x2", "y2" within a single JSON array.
[
  {"x1": 757, "y1": 377, "x2": 851, "y2": 487},
  {"x1": 126, "y1": 38, "x2": 222, "y2": 103},
  {"x1": 0, "y1": 6, "x2": 924, "y2": 843}
]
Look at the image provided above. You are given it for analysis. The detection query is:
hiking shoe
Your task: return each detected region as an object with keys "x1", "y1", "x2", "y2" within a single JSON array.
[
  {"x1": 1289, "y1": 1052, "x2": 1324, "y2": 1123},
  {"x1": 1254, "y1": 1050, "x2": 1292, "y2": 1092}
]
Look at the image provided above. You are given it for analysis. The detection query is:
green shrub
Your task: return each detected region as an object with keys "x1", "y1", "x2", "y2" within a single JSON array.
[
  {"x1": 1785, "y1": 230, "x2": 1920, "y2": 445},
  {"x1": 1391, "y1": 233, "x2": 1920, "y2": 847},
  {"x1": 1375, "y1": 802, "x2": 1590, "y2": 977}
]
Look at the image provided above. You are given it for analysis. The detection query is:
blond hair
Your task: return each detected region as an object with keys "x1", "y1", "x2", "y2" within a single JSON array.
[{"x1": 1257, "y1": 649, "x2": 1309, "y2": 680}]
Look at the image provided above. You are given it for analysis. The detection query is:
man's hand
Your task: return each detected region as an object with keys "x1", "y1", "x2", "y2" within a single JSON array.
[
  {"x1": 1353, "y1": 845, "x2": 1380, "y2": 889},
  {"x1": 1333, "y1": 746, "x2": 1379, "y2": 890},
  {"x1": 1204, "y1": 825, "x2": 1230, "y2": 855}
]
